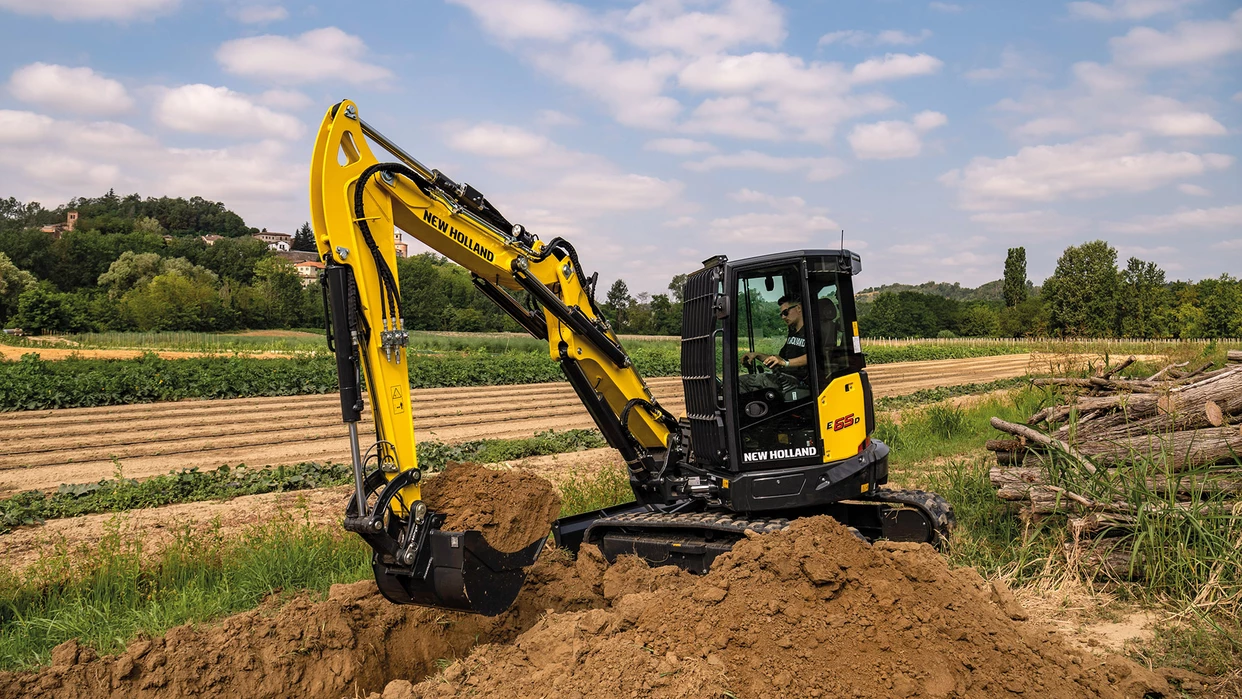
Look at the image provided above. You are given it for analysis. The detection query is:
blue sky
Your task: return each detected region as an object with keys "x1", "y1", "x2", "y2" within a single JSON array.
[{"x1": 0, "y1": 0, "x2": 1238, "y2": 295}]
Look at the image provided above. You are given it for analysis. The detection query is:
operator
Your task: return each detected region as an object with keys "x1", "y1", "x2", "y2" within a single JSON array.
[{"x1": 739, "y1": 295, "x2": 807, "y2": 392}]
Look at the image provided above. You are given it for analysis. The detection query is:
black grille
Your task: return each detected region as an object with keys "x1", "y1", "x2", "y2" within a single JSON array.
[{"x1": 680, "y1": 264, "x2": 728, "y2": 466}]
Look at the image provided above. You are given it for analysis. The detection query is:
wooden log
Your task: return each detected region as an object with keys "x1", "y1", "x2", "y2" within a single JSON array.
[
  {"x1": 1074, "y1": 367, "x2": 1242, "y2": 439},
  {"x1": 1099, "y1": 355, "x2": 1136, "y2": 379},
  {"x1": 985, "y1": 438, "x2": 1025, "y2": 452},
  {"x1": 1073, "y1": 426, "x2": 1242, "y2": 470},
  {"x1": 1066, "y1": 538, "x2": 1143, "y2": 580},
  {"x1": 1229, "y1": 350, "x2": 1242, "y2": 363},
  {"x1": 1148, "y1": 361, "x2": 1189, "y2": 381},
  {"x1": 990, "y1": 417, "x2": 1096, "y2": 473},
  {"x1": 990, "y1": 464, "x2": 1242, "y2": 499}
]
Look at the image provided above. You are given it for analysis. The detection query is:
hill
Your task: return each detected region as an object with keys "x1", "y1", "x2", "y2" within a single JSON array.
[{"x1": 857, "y1": 279, "x2": 1005, "y2": 303}]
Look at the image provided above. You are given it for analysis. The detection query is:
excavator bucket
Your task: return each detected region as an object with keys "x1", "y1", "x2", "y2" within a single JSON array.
[
  {"x1": 344, "y1": 474, "x2": 547, "y2": 617},
  {"x1": 371, "y1": 528, "x2": 546, "y2": 617}
]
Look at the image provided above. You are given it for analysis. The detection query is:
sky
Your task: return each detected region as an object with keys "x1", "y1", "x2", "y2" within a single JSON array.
[{"x1": 0, "y1": 0, "x2": 1239, "y2": 296}]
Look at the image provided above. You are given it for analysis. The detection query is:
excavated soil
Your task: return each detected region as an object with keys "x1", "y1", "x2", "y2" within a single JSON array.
[
  {"x1": 379, "y1": 517, "x2": 1174, "y2": 699},
  {"x1": 2, "y1": 513, "x2": 1180, "y2": 698},
  {"x1": 422, "y1": 462, "x2": 561, "y2": 553}
]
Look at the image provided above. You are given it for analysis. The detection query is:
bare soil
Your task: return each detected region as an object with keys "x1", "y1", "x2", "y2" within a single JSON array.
[
  {"x1": 425, "y1": 462, "x2": 561, "y2": 553},
  {"x1": 0, "y1": 355, "x2": 1063, "y2": 494},
  {"x1": 0, "y1": 513, "x2": 1178, "y2": 699}
]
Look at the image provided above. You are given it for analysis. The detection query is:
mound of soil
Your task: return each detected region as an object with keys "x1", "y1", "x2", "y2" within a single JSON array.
[
  {"x1": 380, "y1": 517, "x2": 1172, "y2": 699},
  {"x1": 0, "y1": 464, "x2": 575, "y2": 699},
  {"x1": 422, "y1": 462, "x2": 561, "y2": 552}
]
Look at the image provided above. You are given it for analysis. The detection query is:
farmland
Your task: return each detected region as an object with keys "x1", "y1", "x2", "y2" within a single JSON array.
[{"x1": 1, "y1": 341, "x2": 1239, "y2": 698}]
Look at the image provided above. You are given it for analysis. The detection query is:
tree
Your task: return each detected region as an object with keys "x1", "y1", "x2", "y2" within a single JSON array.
[
  {"x1": 668, "y1": 273, "x2": 688, "y2": 303},
  {"x1": 132, "y1": 216, "x2": 165, "y2": 237},
  {"x1": 1118, "y1": 257, "x2": 1168, "y2": 338},
  {"x1": 0, "y1": 252, "x2": 36, "y2": 324},
  {"x1": 122, "y1": 273, "x2": 223, "y2": 330},
  {"x1": 1197, "y1": 274, "x2": 1242, "y2": 338},
  {"x1": 959, "y1": 305, "x2": 1000, "y2": 337},
  {"x1": 604, "y1": 278, "x2": 633, "y2": 331},
  {"x1": 250, "y1": 257, "x2": 304, "y2": 327},
  {"x1": 1043, "y1": 240, "x2": 1119, "y2": 337},
  {"x1": 1003, "y1": 247, "x2": 1027, "y2": 308},
  {"x1": 15, "y1": 285, "x2": 90, "y2": 333},
  {"x1": 649, "y1": 293, "x2": 680, "y2": 335},
  {"x1": 292, "y1": 222, "x2": 316, "y2": 252}
]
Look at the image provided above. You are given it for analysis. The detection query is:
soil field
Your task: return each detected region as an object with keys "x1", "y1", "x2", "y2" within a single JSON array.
[{"x1": 0, "y1": 354, "x2": 1044, "y2": 495}]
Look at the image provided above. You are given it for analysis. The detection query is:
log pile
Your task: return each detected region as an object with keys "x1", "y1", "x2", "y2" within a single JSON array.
[{"x1": 987, "y1": 351, "x2": 1242, "y2": 578}]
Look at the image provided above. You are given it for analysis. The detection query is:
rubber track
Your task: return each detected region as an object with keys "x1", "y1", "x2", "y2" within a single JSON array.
[{"x1": 588, "y1": 487, "x2": 954, "y2": 547}]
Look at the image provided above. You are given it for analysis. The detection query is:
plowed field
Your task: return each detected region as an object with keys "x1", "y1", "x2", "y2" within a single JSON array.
[{"x1": 2, "y1": 353, "x2": 1039, "y2": 494}]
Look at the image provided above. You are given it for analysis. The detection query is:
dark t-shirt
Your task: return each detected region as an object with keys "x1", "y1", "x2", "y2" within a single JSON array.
[{"x1": 779, "y1": 327, "x2": 808, "y2": 380}]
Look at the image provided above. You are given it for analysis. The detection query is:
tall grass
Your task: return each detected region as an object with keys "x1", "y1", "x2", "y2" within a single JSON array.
[{"x1": 0, "y1": 508, "x2": 371, "y2": 670}]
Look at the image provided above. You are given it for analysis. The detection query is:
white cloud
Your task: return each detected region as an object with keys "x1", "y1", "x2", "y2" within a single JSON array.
[
  {"x1": 644, "y1": 138, "x2": 717, "y2": 155},
  {"x1": 818, "y1": 29, "x2": 931, "y2": 48},
  {"x1": 1110, "y1": 9, "x2": 1242, "y2": 69},
  {"x1": 232, "y1": 5, "x2": 288, "y2": 23},
  {"x1": 969, "y1": 209, "x2": 1089, "y2": 234},
  {"x1": 939, "y1": 133, "x2": 1234, "y2": 210},
  {"x1": 258, "y1": 89, "x2": 312, "y2": 110},
  {"x1": 0, "y1": 111, "x2": 303, "y2": 227},
  {"x1": 965, "y1": 47, "x2": 1049, "y2": 82},
  {"x1": 216, "y1": 27, "x2": 393, "y2": 85},
  {"x1": 154, "y1": 84, "x2": 303, "y2": 139},
  {"x1": 662, "y1": 216, "x2": 697, "y2": 228},
  {"x1": 9, "y1": 63, "x2": 133, "y2": 115},
  {"x1": 532, "y1": 41, "x2": 682, "y2": 129},
  {"x1": 536, "y1": 109, "x2": 579, "y2": 126},
  {"x1": 708, "y1": 188, "x2": 839, "y2": 243},
  {"x1": 1177, "y1": 183, "x2": 1211, "y2": 196},
  {"x1": 1104, "y1": 205, "x2": 1242, "y2": 233},
  {"x1": 1211, "y1": 238, "x2": 1242, "y2": 251},
  {"x1": 0, "y1": 110, "x2": 54, "y2": 143},
  {"x1": 929, "y1": 2, "x2": 962, "y2": 12},
  {"x1": 1001, "y1": 60, "x2": 1228, "y2": 140},
  {"x1": 621, "y1": 0, "x2": 786, "y2": 55},
  {"x1": 1069, "y1": 0, "x2": 1197, "y2": 21},
  {"x1": 850, "y1": 53, "x2": 944, "y2": 83},
  {"x1": 446, "y1": 123, "x2": 551, "y2": 159},
  {"x1": 0, "y1": 0, "x2": 176, "y2": 20},
  {"x1": 684, "y1": 150, "x2": 847, "y2": 181},
  {"x1": 446, "y1": 0, "x2": 594, "y2": 42},
  {"x1": 848, "y1": 110, "x2": 946, "y2": 160}
]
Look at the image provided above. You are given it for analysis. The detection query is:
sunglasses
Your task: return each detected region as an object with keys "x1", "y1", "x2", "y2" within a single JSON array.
[{"x1": 779, "y1": 304, "x2": 800, "y2": 318}]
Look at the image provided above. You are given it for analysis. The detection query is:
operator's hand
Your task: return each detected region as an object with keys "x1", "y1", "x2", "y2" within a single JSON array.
[
  {"x1": 742, "y1": 351, "x2": 760, "y2": 366},
  {"x1": 763, "y1": 355, "x2": 787, "y2": 369}
]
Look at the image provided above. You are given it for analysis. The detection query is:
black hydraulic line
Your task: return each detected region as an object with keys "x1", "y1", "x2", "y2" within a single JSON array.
[
  {"x1": 512, "y1": 261, "x2": 630, "y2": 369},
  {"x1": 560, "y1": 349, "x2": 652, "y2": 476},
  {"x1": 324, "y1": 263, "x2": 363, "y2": 423},
  {"x1": 527, "y1": 238, "x2": 605, "y2": 319},
  {"x1": 470, "y1": 274, "x2": 548, "y2": 340}
]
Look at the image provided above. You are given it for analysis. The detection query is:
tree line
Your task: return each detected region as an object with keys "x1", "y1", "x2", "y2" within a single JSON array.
[{"x1": 859, "y1": 242, "x2": 1242, "y2": 339}]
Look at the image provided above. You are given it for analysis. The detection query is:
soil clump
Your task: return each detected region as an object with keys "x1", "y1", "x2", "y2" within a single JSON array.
[
  {"x1": 382, "y1": 517, "x2": 1174, "y2": 699},
  {"x1": 421, "y1": 461, "x2": 560, "y2": 552}
]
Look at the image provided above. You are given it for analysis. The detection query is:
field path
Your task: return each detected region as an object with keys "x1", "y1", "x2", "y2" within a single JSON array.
[{"x1": 1, "y1": 353, "x2": 1042, "y2": 493}]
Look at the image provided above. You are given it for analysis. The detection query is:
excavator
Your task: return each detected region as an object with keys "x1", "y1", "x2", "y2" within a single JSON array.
[{"x1": 310, "y1": 100, "x2": 953, "y2": 617}]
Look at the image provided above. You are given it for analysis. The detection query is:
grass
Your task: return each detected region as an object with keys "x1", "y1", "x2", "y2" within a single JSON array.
[
  {"x1": 0, "y1": 464, "x2": 637, "y2": 672},
  {"x1": 0, "y1": 506, "x2": 371, "y2": 670}
]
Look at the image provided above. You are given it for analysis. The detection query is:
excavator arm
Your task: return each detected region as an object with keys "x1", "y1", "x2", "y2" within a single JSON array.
[{"x1": 310, "y1": 100, "x2": 676, "y2": 615}]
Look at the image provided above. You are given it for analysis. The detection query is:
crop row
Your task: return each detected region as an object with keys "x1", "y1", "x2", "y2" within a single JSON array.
[
  {"x1": 0, "y1": 342, "x2": 1026, "y2": 411},
  {"x1": 0, "y1": 429, "x2": 606, "y2": 531}
]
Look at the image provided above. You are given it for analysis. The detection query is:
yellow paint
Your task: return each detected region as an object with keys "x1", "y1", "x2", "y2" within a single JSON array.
[
  {"x1": 310, "y1": 100, "x2": 672, "y2": 513},
  {"x1": 852, "y1": 321, "x2": 859, "y2": 337},
  {"x1": 861, "y1": 482, "x2": 870, "y2": 493},
  {"x1": 817, "y1": 372, "x2": 867, "y2": 463}
]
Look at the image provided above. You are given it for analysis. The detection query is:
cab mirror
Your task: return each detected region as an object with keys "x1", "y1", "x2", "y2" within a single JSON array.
[{"x1": 764, "y1": 276, "x2": 774, "y2": 292}]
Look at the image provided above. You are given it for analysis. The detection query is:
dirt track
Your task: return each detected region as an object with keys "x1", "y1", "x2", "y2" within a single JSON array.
[{"x1": 1, "y1": 354, "x2": 1037, "y2": 494}]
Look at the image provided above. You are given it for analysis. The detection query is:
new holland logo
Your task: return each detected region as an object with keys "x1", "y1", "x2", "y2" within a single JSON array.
[
  {"x1": 742, "y1": 446, "x2": 818, "y2": 463},
  {"x1": 422, "y1": 210, "x2": 496, "y2": 262}
]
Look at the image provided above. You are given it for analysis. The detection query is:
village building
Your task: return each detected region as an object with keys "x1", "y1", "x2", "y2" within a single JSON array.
[
  {"x1": 294, "y1": 260, "x2": 325, "y2": 287},
  {"x1": 40, "y1": 211, "x2": 77, "y2": 239}
]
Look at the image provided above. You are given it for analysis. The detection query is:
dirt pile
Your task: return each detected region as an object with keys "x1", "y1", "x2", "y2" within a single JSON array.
[
  {"x1": 422, "y1": 462, "x2": 561, "y2": 552},
  {"x1": 383, "y1": 517, "x2": 1172, "y2": 699},
  {"x1": 0, "y1": 464, "x2": 581, "y2": 699}
]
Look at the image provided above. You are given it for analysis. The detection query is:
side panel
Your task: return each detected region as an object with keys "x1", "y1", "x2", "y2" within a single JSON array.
[{"x1": 817, "y1": 372, "x2": 868, "y2": 463}]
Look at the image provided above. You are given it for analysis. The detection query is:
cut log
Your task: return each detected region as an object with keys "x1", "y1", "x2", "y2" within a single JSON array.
[
  {"x1": 1066, "y1": 538, "x2": 1143, "y2": 580},
  {"x1": 1149, "y1": 361, "x2": 1190, "y2": 381},
  {"x1": 1206, "y1": 400, "x2": 1225, "y2": 427},
  {"x1": 1074, "y1": 425, "x2": 1242, "y2": 470},
  {"x1": 985, "y1": 438, "x2": 1026, "y2": 452},
  {"x1": 990, "y1": 417, "x2": 1096, "y2": 473},
  {"x1": 990, "y1": 464, "x2": 1242, "y2": 500},
  {"x1": 1099, "y1": 355, "x2": 1136, "y2": 379},
  {"x1": 1229, "y1": 350, "x2": 1242, "y2": 363}
]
